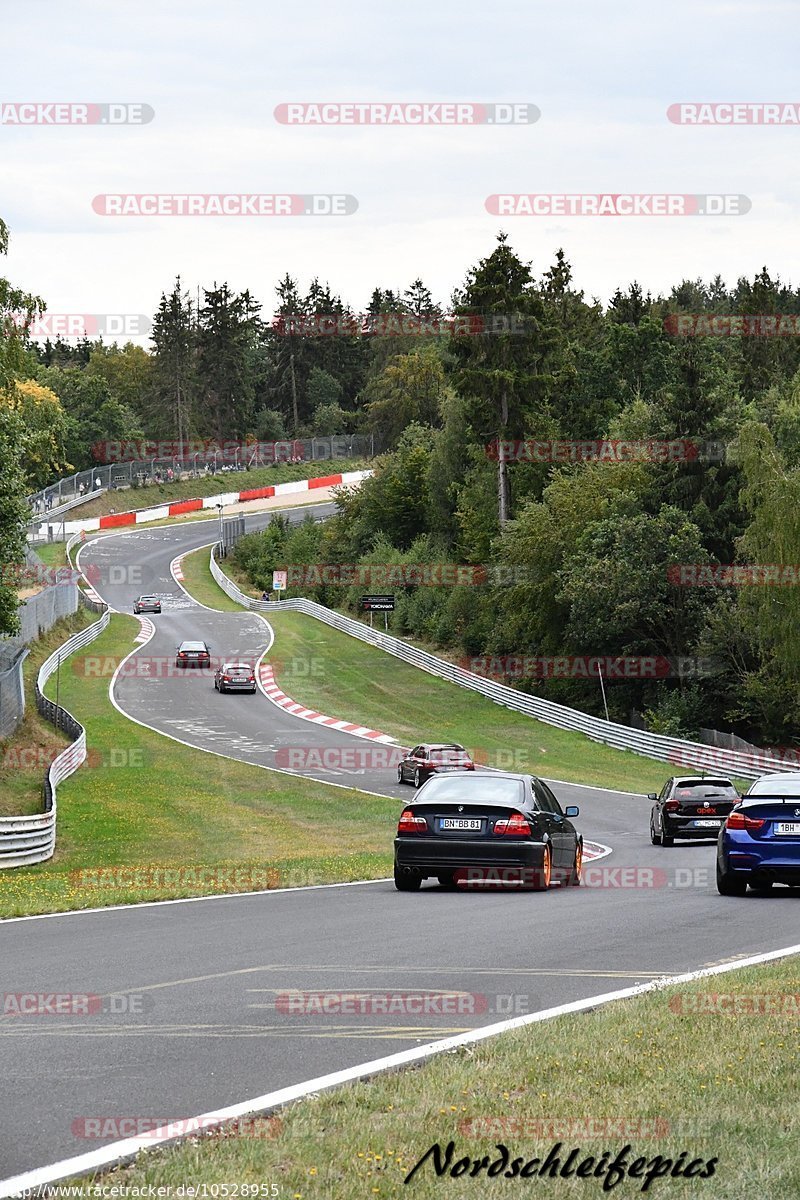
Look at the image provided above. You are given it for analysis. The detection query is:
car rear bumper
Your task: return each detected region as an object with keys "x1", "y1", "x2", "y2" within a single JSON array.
[
  {"x1": 665, "y1": 817, "x2": 728, "y2": 838},
  {"x1": 394, "y1": 836, "x2": 547, "y2": 877},
  {"x1": 220, "y1": 681, "x2": 256, "y2": 690},
  {"x1": 176, "y1": 659, "x2": 210, "y2": 668},
  {"x1": 721, "y1": 840, "x2": 800, "y2": 883}
]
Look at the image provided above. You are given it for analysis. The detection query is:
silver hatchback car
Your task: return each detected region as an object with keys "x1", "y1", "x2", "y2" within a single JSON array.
[{"x1": 133, "y1": 595, "x2": 161, "y2": 614}]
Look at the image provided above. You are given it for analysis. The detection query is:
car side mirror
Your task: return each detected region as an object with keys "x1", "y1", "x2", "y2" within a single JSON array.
[
  {"x1": 565, "y1": 805, "x2": 579, "y2": 818},
  {"x1": 647, "y1": 793, "x2": 658, "y2": 801}
]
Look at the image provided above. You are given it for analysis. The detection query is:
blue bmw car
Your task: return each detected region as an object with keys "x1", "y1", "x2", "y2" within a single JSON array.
[{"x1": 716, "y1": 772, "x2": 800, "y2": 895}]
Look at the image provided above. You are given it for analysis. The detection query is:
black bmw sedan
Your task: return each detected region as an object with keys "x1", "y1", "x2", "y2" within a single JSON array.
[{"x1": 393, "y1": 771, "x2": 581, "y2": 892}]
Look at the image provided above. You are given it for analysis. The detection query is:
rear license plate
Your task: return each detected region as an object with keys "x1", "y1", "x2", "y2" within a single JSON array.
[
  {"x1": 775, "y1": 822, "x2": 800, "y2": 835},
  {"x1": 692, "y1": 819, "x2": 722, "y2": 827},
  {"x1": 439, "y1": 818, "x2": 482, "y2": 831}
]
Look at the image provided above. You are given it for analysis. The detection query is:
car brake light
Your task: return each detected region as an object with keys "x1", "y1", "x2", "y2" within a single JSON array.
[
  {"x1": 178, "y1": 652, "x2": 186, "y2": 657},
  {"x1": 726, "y1": 810, "x2": 766, "y2": 831},
  {"x1": 222, "y1": 676, "x2": 230, "y2": 683},
  {"x1": 665, "y1": 799, "x2": 681, "y2": 812},
  {"x1": 398, "y1": 809, "x2": 427, "y2": 834},
  {"x1": 493, "y1": 812, "x2": 531, "y2": 836}
]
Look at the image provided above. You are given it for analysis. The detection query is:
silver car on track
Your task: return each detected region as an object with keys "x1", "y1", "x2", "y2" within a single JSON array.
[{"x1": 214, "y1": 662, "x2": 257, "y2": 694}]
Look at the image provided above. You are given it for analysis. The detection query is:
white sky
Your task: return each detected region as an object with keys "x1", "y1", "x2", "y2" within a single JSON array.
[{"x1": 2, "y1": 0, "x2": 799, "y2": 335}]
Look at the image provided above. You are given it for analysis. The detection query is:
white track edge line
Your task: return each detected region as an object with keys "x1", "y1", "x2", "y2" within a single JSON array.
[{"x1": 0, "y1": 843, "x2": 611, "y2": 926}]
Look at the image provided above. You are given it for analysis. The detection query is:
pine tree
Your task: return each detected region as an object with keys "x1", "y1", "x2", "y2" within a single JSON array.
[{"x1": 149, "y1": 277, "x2": 196, "y2": 450}]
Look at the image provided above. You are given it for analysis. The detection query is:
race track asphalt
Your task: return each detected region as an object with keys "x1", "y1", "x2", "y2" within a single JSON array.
[{"x1": 2, "y1": 509, "x2": 798, "y2": 1183}]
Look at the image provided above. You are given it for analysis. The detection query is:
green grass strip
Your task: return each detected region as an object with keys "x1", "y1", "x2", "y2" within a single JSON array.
[{"x1": 0, "y1": 614, "x2": 395, "y2": 917}]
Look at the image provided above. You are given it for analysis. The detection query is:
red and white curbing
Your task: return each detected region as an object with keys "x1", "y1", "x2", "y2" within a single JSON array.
[
  {"x1": 60, "y1": 469, "x2": 373, "y2": 538},
  {"x1": 134, "y1": 617, "x2": 155, "y2": 644},
  {"x1": 172, "y1": 557, "x2": 185, "y2": 583},
  {"x1": 258, "y1": 671, "x2": 611, "y2": 860},
  {"x1": 258, "y1": 664, "x2": 398, "y2": 744}
]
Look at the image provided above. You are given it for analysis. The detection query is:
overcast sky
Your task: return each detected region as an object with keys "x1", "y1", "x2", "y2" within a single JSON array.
[{"x1": 2, "y1": 0, "x2": 799, "y2": 336}]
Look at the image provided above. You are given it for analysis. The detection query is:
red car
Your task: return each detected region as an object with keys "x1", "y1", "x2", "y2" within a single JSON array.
[{"x1": 397, "y1": 743, "x2": 475, "y2": 789}]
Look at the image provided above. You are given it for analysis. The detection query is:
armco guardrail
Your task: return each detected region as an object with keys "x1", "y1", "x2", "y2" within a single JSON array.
[
  {"x1": 0, "y1": 598, "x2": 109, "y2": 869},
  {"x1": 210, "y1": 547, "x2": 791, "y2": 782}
]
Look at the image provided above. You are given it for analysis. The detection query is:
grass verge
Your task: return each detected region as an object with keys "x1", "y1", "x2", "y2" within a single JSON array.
[
  {"x1": 178, "y1": 546, "x2": 248, "y2": 612},
  {"x1": 179, "y1": 550, "x2": 671, "y2": 794},
  {"x1": 74, "y1": 953, "x2": 800, "y2": 1198},
  {"x1": 264, "y1": 612, "x2": 677, "y2": 793},
  {"x1": 0, "y1": 614, "x2": 395, "y2": 918},
  {"x1": 179, "y1": 548, "x2": 667, "y2": 793},
  {"x1": 73, "y1": 459, "x2": 368, "y2": 519},
  {"x1": 31, "y1": 542, "x2": 68, "y2": 569}
]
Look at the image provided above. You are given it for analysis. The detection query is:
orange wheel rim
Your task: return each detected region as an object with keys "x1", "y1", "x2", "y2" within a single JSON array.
[
  {"x1": 575, "y1": 844, "x2": 582, "y2": 879},
  {"x1": 544, "y1": 847, "x2": 551, "y2": 887}
]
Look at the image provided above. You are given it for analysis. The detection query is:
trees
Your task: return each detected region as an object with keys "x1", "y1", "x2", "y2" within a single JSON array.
[
  {"x1": 558, "y1": 506, "x2": 714, "y2": 660},
  {"x1": 449, "y1": 233, "x2": 556, "y2": 525},
  {"x1": 0, "y1": 218, "x2": 41, "y2": 634},
  {"x1": 0, "y1": 219, "x2": 44, "y2": 392},
  {"x1": 196, "y1": 283, "x2": 261, "y2": 441},
  {"x1": 490, "y1": 461, "x2": 649, "y2": 656},
  {"x1": 0, "y1": 407, "x2": 29, "y2": 636},
  {"x1": 0, "y1": 379, "x2": 70, "y2": 489},
  {"x1": 147, "y1": 278, "x2": 196, "y2": 446},
  {"x1": 318, "y1": 424, "x2": 434, "y2": 557},
  {"x1": 87, "y1": 343, "x2": 154, "y2": 426},
  {"x1": 38, "y1": 366, "x2": 142, "y2": 470},
  {"x1": 364, "y1": 346, "x2": 447, "y2": 449},
  {"x1": 268, "y1": 274, "x2": 307, "y2": 432}
]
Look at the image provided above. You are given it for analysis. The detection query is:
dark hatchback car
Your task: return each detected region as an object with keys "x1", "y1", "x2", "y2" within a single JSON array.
[
  {"x1": 394, "y1": 771, "x2": 581, "y2": 892},
  {"x1": 133, "y1": 595, "x2": 161, "y2": 614},
  {"x1": 717, "y1": 772, "x2": 800, "y2": 895},
  {"x1": 649, "y1": 776, "x2": 739, "y2": 846},
  {"x1": 397, "y1": 743, "x2": 475, "y2": 788},
  {"x1": 175, "y1": 640, "x2": 212, "y2": 669}
]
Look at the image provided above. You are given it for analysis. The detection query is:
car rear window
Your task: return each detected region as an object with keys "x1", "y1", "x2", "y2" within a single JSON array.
[
  {"x1": 420, "y1": 776, "x2": 524, "y2": 803},
  {"x1": 429, "y1": 749, "x2": 471, "y2": 763},
  {"x1": 675, "y1": 782, "x2": 737, "y2": 797},
  {"x1": 748, "y1": 777, "x2": 800, "y2": 797}
]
